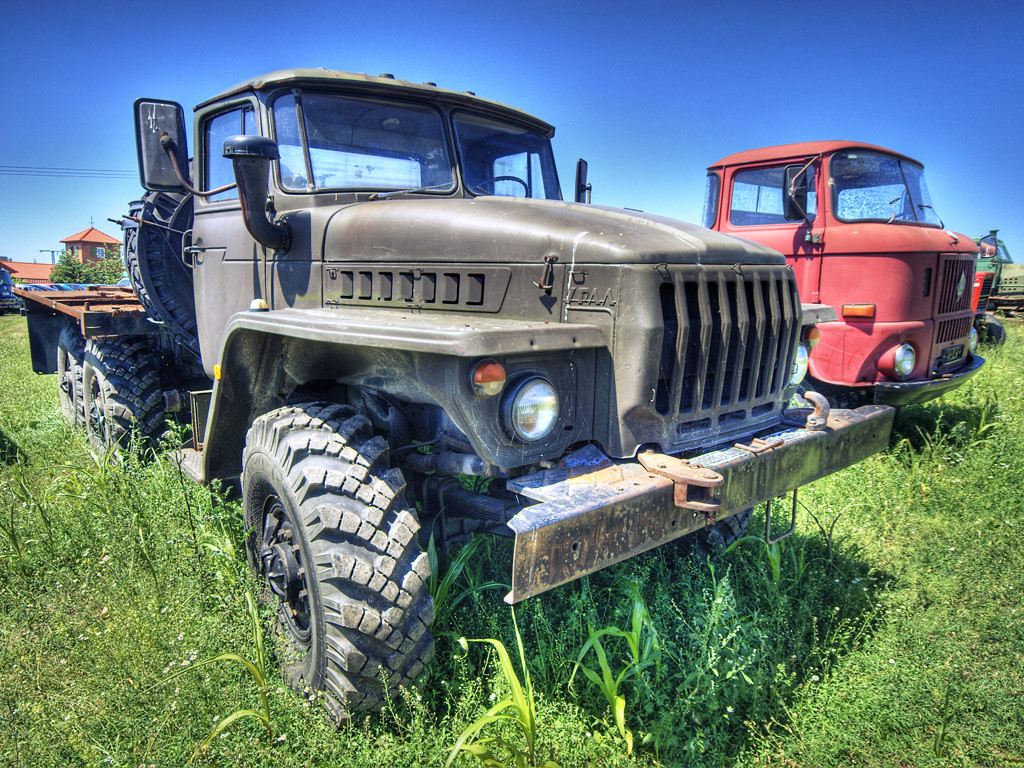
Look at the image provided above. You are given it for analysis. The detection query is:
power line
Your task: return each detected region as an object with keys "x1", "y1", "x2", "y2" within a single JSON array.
[{"x1": 0, "y1": 165, "x2": 136, "y2": 179}]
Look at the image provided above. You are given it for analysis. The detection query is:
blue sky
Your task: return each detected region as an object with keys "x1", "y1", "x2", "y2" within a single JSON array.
[{"x1": 2, "y1": 0, "x2": 1021, "y2": 263}]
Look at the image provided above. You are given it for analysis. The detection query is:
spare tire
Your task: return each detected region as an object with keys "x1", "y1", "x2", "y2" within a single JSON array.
[{"x1": 124, "y1": 191, "x2": 198, "y2": 353}]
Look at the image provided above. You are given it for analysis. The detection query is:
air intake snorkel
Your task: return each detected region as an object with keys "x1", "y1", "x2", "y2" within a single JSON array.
[{"x1": 223, "y1": 135, "x2": 291, "y2": 252}]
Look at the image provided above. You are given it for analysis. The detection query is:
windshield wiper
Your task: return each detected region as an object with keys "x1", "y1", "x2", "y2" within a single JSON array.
[
  {"x1": 368, "y1": 183, "x2": 452, "y2": 200},
  {"x1": 917, "y1": 204, "x2": 943, "y2": 228}
]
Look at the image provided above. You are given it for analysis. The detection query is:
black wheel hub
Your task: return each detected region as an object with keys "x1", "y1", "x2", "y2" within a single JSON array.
[
  {"x1": 258, "y1": 497, "x2": 312, "y2": 643},
  {"x1": 262, "y1": 541, "x2": 302, "y2": 601}
]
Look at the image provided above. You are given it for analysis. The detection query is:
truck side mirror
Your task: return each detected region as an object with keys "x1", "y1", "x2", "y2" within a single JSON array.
[
  {"x1": 223, "y1": 135, "x2": 291, "y2": 252},
  {"x1": 784, "y1": 165, "x2": 809, "y2": 222},
  {"x1": 575, "y1": 158, "x2": 592, "y2": 204},
  {"x1": 134, "y1": 99, "x2": 189, "y2": 192}
]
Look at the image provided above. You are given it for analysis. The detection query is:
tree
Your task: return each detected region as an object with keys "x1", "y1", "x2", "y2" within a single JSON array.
[
  {"x1": 50, "y1": 250, "x2": 93, "y2": 284},
  {"x1": 92, "y1": 245, "x2": 125, "y2": 285},
  {"x1": 49, "y1": 246, "x2": 125, "y2": 285}
]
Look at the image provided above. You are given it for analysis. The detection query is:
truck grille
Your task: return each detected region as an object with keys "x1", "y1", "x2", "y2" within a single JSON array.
[
  {"x1": 930, "y1": 255, "x2": 976, "y2": 369},
  {"x1": 936, "y1": 315, "x2": 972, "y2": 344},
  {"x1": 655, "y1": 266, "x2": 799, "y2": 448},
  {"x1": 976, "y1": 272, "x2": 994, "y2": 312},
  {"x1": 936, "y1": 257, "x2": 975, "y2": 315}
]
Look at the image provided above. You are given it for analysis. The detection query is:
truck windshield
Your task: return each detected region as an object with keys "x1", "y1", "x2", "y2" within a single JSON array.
[
  {"x1": 272, "y1": 92, "x2": 455, "y2": 193},
  {"x1": 0, "y1": 269, "x2": 11, "y2": 289},
  {"x1": 832, "y1": 151, "x2": 941, "y2": 226},
  {"x1": 454, "y1": 112, "x2": 560, "y2": 200}
]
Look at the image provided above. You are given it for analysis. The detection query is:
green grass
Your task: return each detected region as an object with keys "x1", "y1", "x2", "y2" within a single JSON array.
[{"x1": 2, "y1": 312, "x2": 1022, "y2": 767}]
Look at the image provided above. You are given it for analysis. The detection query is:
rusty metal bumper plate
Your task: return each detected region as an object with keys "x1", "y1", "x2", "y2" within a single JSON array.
[{"x1": 503, "y1": 405, "x2": 895, "y2": 603}]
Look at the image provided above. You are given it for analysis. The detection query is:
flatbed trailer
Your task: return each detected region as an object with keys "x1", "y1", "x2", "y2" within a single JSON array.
[{"x1": 14, "y1": 285, "x2": 157, "y2": 372}]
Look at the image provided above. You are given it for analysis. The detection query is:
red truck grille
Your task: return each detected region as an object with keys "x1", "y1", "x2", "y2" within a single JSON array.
[
  {"x1": 977, "y1": 272, "x2": 994, "y2": 312},
  {"x1": 936, "y1": 257, "x2": 975, "y2": 315},
  {"x1": 656, "y1": 266, "x2": 799, "y2": 448},
  {"x1": 931, "y1": 255, "x2": 976, "y2": 370},
  {"x1": 936, "y1": 315, "x2": 972, "y2": 344}
]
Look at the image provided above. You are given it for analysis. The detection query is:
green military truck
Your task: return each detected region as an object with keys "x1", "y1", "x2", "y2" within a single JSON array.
[
  {"x1": 976, "y1": 230, "x2": 1021, "y2": 318},
  {"x1": 16, "y1": 69, "x2": 894, "y2": 718}
]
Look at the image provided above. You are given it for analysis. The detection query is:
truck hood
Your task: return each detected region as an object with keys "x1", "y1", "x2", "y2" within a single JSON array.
[{"x1": 321, "y1": 197, "x2": 783, "y2": 266}]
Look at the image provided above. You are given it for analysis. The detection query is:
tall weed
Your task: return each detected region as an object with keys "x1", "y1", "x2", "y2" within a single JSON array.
[{"x1": 447, "y1": 609, "x2": 560, "y2": 768}]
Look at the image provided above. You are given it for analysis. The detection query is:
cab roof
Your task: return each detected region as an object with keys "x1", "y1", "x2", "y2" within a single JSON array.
[
  {"x1": 708, "y1": 141, "x2": 920, "y2": 170},
  {"x1": 196, "y1": 68, "x2": 555, "y2": 136}
]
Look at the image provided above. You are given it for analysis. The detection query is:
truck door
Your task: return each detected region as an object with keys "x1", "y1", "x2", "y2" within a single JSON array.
[
  {"x1": 191, "y1": 102, "x2": 261, "y2": 373},
  {"x1": 723, "y1": 160, "x2": 826, "y2": 302}
]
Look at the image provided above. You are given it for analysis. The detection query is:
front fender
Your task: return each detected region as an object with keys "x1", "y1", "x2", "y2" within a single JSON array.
[{"x1": 201, "y1": 307, "x2": 607, "y2": 481}]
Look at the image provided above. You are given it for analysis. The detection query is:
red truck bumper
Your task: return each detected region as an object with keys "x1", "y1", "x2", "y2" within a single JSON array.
[{"x1": 872, "y1": 353, "x2": 985, "y2": 406}]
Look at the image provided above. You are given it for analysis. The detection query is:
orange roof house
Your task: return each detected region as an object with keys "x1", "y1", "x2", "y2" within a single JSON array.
[
  {"x1": 60, "y1": 227, "x2": 122, "y2": 265},
  {"x1": 0, "y1": 259, "x2": 54, "y2": 284}
]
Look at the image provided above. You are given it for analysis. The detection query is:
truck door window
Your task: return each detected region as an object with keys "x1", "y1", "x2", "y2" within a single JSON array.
[
  {"x1": 730, "y1": 166, "x2": 816, "y2": 226},
  {"x1": 205, "y1": 107, "x2": 256, "y2": 202},
  {"x1": 272, "y1": 92, "x2": 454, "y2": 193},
  {"x1": 454, "y1": 113, "x2": 561, "y2": 200}
]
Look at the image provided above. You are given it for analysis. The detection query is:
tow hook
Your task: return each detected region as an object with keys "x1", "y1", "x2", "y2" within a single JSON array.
[
  {"x1": 637, "y1": 452, "x2": 723, "y2": 518},
  {"x1": 803, "y1": 391, "x2": 830, "y2": 431}
]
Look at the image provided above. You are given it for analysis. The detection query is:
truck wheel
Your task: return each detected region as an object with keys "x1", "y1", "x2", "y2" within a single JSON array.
[
  {"x1": 693, "y1": 508, "x2": 753, "y2": 557},
  {"x1": 984, "y1": 315, "x2": 1006, "y2": 345},
  {"x1": 81, "y1": 338, "x2": 165, "y2": 453},
  {"x1": 56, "y1": 322, "x2": 85, "y2": 427},
  {"x1": 242, "y1": 403, "x2": 434, "y2": 717}
]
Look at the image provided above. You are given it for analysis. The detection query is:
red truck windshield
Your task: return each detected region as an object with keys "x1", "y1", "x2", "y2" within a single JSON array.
[{"x1": 831, "y1": 151, "x2": 942, "y2": 226}]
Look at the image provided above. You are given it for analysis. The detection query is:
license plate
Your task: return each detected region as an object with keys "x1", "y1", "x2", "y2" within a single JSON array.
[{"x1": 941, "y1": 344, "x2": 964, "y2": 363}]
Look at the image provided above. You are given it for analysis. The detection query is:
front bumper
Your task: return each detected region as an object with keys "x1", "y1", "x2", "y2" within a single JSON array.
[
  {"x1": 873, "y1": 354, "x2": 984, "y2": 407},
  {"x1": 504, "y1": 404, "x2": 895, "y2": 603}
]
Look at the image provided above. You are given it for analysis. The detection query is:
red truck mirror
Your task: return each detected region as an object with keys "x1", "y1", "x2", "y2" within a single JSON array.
[
  {"x1": 784, "y1": 165, "x2": 809, "y2": 222},
  {"x1": 134, "y1": 98, "x2": 189, "y2": 192}
]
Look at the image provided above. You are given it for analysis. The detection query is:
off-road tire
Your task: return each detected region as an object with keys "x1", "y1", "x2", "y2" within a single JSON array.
[
  {"x1": 81, "y1": 337, "x2": 165, "y2": 453},
  {"x1": 983, "y1": 314, "x2": 1006, "y2": 345},
  {"x1": 56, "y1": 321, "x2": 86, "y2": 427},
  {"x1": 693, "y1": 508, "x2": 753, "y2": 558},
  {"x1": 124, "y1": 192, "x2": 198, "y2": 352},
  {"x1": 241, "y1": 402, "x2": 434, "y2": 718}
]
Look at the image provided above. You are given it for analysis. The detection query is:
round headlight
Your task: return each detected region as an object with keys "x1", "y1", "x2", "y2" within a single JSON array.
[
  {"x1": 789, "y1": 344, "x2": 810, "y2": 387},
  {"x1": 893, "y1": 343, "x2": 916, "y2": 379},
  {"x1": 504, "y1": 377, "x2": 559, "y2": 442},
  {"x1": 968, "y1": 327, "x2": 979, "y2": 355}
]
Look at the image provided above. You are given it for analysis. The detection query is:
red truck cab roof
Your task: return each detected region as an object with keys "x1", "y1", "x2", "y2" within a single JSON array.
[{"x1": 708, "y1": 140, "x2": 919, "y2": 170}]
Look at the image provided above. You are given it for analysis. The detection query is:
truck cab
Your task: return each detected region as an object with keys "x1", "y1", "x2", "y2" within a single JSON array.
[{"x1": 704, "y1": 141, "x2": 984, "y2": 406}]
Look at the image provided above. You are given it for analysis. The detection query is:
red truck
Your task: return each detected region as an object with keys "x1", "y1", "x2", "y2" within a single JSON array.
[{"x1": 703, "y1": 141, "x2": 983, "y2": 406}]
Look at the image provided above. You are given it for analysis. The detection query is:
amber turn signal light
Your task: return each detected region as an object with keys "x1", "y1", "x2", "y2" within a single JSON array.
[
  {"x1": 470, "y1": 359, "x2": 506, "y2": 397},
  {"x1": 842, "y1": 303, "x2": 876, "y2": 319},
  {"x1": 803, "y1": 325, "x2": 821, "y2": 348}
]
